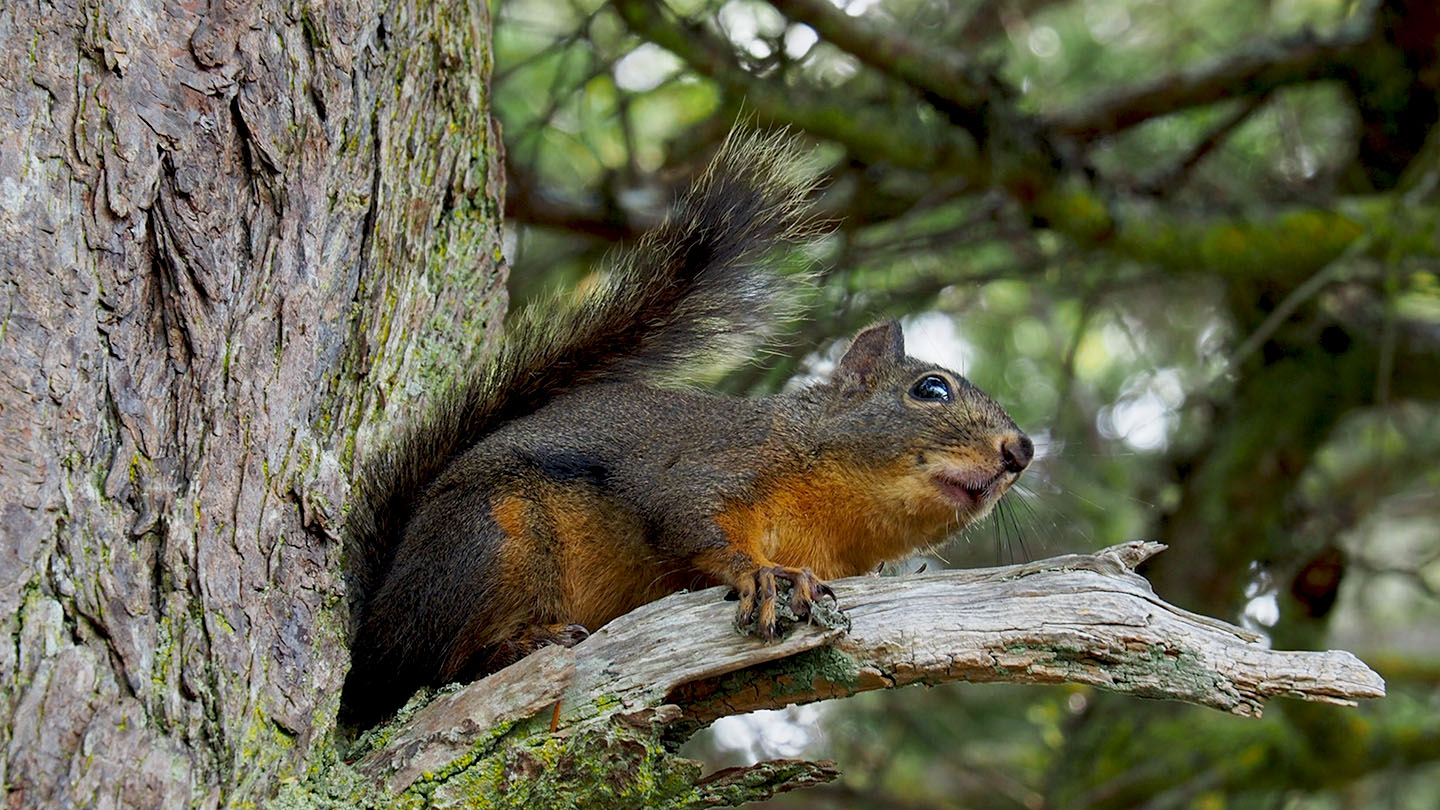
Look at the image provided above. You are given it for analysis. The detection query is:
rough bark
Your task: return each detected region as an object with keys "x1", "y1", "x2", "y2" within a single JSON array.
[
  {"x1": 0, "y1": 1, "x2": 503, "y2": 807},
  {"x1": 346, "y1": 543, "x2": 1383, "y2": 808}
]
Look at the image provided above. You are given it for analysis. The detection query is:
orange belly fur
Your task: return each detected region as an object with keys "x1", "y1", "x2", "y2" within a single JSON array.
[{"x1": 717, "y1": 458, "x2": 959, "y2": 579}]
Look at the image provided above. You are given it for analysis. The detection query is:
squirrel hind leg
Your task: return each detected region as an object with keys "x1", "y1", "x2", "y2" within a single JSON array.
[{"x1": 489, "y1": 622, "x2": 591, "y2": 670}]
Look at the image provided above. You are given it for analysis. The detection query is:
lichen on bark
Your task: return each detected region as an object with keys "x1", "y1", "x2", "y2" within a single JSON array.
[{"x1": 0, "y1": 0, "x2": 503, "y2": 807}]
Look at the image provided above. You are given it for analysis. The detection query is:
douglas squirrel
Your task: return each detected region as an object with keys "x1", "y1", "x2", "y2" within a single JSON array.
[{"x1": 342, "y1": 132, "x2": 1033, "y2": 723}]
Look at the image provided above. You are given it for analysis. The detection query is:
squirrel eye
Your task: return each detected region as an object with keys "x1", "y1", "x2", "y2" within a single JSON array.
[{"x1": 910, "y1": 375, "x2": 952, "y2": 402}]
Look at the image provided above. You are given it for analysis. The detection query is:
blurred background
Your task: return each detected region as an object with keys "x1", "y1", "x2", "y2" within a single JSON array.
[{"x1": 490, "y1": 0, "x2": 1440, "y2": 806}]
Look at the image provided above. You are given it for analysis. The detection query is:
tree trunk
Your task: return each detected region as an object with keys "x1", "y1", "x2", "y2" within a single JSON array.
[{"x1": 0, "y1": 0, "x2": 503, "y2": 806}]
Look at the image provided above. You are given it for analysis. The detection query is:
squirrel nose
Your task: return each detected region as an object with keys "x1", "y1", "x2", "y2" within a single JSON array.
[{"x1": 1001, "y1": 434, "x2": 1034, "y2": 473}]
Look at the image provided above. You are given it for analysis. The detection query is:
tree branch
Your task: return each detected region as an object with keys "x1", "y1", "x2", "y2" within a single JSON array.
[
  {"x1": 611, "y1": 0, "x2": 978, "y2": 172},
  {"x1": 1048, "y1": 29, "x2": 1366, "y2": 141},
  {"x1": 1137, "y1": 93, "x2": 1273, "y2": 194},
  {"x1": 504, "y1": 159, "x2": 643, "y2": 242},
  {"x1": 773, "y1": 0, "x2": 1366, "y2": 153},
  {"x1": 771, "y1": 0, "x2": 1005, "y2": 139},
  {"x1": 958, "y1": 0, "x2": 1067, "y2": 46},
  {"x1": 350, "y1": 542, "x2": 1383, "y2": 806}
]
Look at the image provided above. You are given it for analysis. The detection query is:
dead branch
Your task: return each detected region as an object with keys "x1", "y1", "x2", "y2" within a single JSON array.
[{"x1": 355, "y1": 542, "x2": 1385, "y2": 802}]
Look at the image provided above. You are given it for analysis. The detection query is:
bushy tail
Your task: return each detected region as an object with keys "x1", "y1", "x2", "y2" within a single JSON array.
[{"x1": 345, "y1": 130, "x2": 823, "y2": 612}]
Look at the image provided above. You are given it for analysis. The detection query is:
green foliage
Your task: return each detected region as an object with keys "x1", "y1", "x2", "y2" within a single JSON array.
[{"x1": 492, "y1": 0, "x2": 1440, "y2": 806}]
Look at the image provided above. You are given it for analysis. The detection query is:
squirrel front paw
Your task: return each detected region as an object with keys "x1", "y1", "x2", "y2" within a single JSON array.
[{"x1": 733, "y1": 565, "x2": 841, "y2": 640}]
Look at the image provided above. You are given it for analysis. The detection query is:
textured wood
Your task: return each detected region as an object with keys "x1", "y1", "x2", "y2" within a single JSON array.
[
  {"x1": 356, "y1": 644, "x2": 576, "y2": 793},
  {"x1": 0, "y1": 1, "x2": 503, "y2": 807},
  {"x1": 362, "y1": 543, "x2": 1385, "y2": 795},
  {"x1": 670, "y1": 542, "x2": 1386, "y2": 724}
]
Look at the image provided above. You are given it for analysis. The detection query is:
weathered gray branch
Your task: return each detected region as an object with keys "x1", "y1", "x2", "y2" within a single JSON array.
[{"x1": 350, "y1": 542, "x2": 1384, "y2": 807}]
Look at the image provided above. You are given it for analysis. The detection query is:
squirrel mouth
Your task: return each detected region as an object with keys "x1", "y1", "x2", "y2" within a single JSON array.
[{"x1": 931, "y1": 469, "x2": 1005, "y2": 508}]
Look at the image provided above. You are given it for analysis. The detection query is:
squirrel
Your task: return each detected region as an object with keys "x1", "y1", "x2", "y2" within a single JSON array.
[{"x1": 340, "y1": 131, "x2": 1033, "y2": 724}]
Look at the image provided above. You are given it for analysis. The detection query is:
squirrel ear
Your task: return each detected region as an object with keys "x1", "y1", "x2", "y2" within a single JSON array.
[{"x1": 834, "y1": 320, "x2": 905, "y2": 395}]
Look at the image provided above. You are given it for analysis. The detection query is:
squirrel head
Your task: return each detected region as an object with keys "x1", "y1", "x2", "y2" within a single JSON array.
[{"x1": 813, "y1": 319, "x2": 1033, "y2": 529}]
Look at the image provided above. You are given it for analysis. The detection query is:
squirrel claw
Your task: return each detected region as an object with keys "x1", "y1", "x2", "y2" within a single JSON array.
[
  {"x1": 736, "y1": 600, "x2": 757, "y2": 629},
  {"x1": 555, "y1": 624, "x2": 590, "y2": 647},
  {"x1": 734, "y1": 565, "x2": 835, "y2": 641}
]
